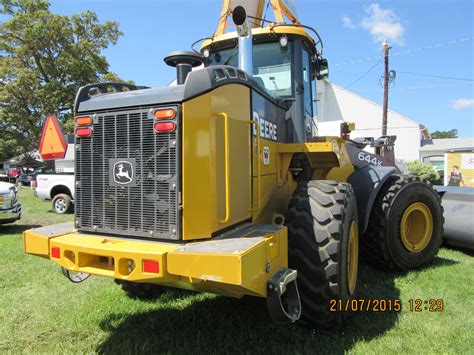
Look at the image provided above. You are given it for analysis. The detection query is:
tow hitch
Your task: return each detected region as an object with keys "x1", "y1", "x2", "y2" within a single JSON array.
[
  {"x1": 61, "y1": 267, "x2": 90, "y2": 283},
  {"x1": 266, "y1": 268, "x2": 301, "y2": 323}
]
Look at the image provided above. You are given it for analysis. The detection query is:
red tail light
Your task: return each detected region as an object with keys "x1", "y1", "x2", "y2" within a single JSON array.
[
  {"x1": 51, "y1": 247, "x2": 61, "y2": 259},
  {"x1": 143, "y1": 260, "x2": 160, "y2": 273},
  {"x1": 154, "y1": 122, "x2": 176, "y2": 133},
  {"x1": 34, "y1": 179, "x2": 38, "y2": 189},
  {"x1": 76, "y1": 128, "x2": 93, "y2": 137}
]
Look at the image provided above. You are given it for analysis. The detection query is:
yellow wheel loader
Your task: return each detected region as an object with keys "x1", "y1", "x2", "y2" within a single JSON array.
[{"x1": 24, "y1": 1, "x2": 444, "y2": 328}]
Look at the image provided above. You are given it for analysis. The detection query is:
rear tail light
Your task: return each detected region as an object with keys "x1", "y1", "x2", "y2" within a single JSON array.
[
  {"x1": 76, "y1": 128, "x2": 93, "y2": 137},
  {"x1": 154, "y1": 122, "x2": 176, "y2": 133},
  {"x1": 51, "y1": 247, "x2": 61, "y2": 259},
  {"x1": 75, "y1": 116, "x2": 93, "y2": 126},
  {"x1": 143, "y1": 260, "x2": 160, "y2": 273},
  {"x1": 34, "y1": 179, "x2": 38, "y2": 189},
  {"x1": 154, "y1": 108, "x2": 176, "y2": 120}
]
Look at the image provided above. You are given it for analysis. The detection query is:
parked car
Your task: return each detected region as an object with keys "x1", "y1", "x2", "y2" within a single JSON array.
[
  {"x1": 19, "y1": 167, "x2": 50, "y2": 186},
  {"x1": 35, "y1": 173, "x2": 74, "y2": 214},
  {"x1": 0, "y1": 181, "x2": 22, "y2": 224},
  {"x1": 7, "y1": 167, "x2": 21, "y2": 183}
]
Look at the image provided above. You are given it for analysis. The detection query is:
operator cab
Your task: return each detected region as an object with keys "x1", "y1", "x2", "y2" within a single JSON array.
[{"x1": 200, "y1": 28, "x2": 329, "y2": 141}]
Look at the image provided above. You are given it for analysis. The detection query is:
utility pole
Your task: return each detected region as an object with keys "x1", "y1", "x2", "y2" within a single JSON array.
[{"x1": 381, "y1": 40, "x2": 390, "y2": 136}]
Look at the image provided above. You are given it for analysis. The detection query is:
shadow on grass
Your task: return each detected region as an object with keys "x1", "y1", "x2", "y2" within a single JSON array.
[
  {"x1": 0, "y1": 223, "x2": 41, "y2": 236},
  {"x1": 47, "y1": 210, "x2": 74, "y2": 215},
  {"x1": 96, "y1": 256, "x2": 457, "y2": 354},
  {"x1": 87, "y1": 258, "x2": 406, "y2": 353},
  {"x1": 428, "y1": 255, "x2": 459, "y2": 268}
]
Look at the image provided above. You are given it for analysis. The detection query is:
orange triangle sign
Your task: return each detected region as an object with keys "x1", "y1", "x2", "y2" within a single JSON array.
[{"x1": 39, "y1": 115, "x2": 68, "y2": 160}]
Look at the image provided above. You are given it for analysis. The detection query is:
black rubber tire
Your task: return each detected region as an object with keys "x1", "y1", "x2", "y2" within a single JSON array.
[
  {"x1": 362, "y1": 175, "x2": 444, "y2": 271},
  {"x1": 52, "y1": 193, "x2": 72, "y2": 214},
  {"x1": 115, "y1": 280, "x2": 165, "y2": 300},
  {"x1": 286, "y1": 180, "x2": 359, "y2": 328}
]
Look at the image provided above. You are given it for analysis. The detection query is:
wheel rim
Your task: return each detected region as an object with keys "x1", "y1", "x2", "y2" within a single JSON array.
[
  {"x1": 400, "y1": 202, "x2": 433, "y2": 252},
  {"x1": 347, "y1": 221, "x2": 359, "y2": 295},
  {"x1": 55, "y1": 199, "x2": 67, "y2": 213}
]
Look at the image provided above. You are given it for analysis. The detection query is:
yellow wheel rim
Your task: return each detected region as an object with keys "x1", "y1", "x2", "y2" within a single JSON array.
[
  {"x1": 400, "y1": 202, "x2": 433, "y2": 253},
  {"x1": 347, "y1": 221, "x2": 359, "y2": 295}
]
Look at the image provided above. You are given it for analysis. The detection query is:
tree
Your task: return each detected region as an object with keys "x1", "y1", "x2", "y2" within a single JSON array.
[
  {"x1": 431, "y1": 129, "x2": 458, "y2": 139},
  {"x1": 407, "y1": 161, "x2": 439, "y2": 183},
  {"x1": 0, "y1": 0, "x2": 127, "y2": 161}
]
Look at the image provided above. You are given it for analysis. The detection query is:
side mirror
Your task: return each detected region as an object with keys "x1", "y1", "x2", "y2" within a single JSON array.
[{"x1": 315, "y1": 57, "x2": 329, "y2": 80}]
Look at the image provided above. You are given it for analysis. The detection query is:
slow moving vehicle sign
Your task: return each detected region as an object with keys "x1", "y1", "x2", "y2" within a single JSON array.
[{"x1": 38, "y1": 115, "x2": 68, "y2": 160}]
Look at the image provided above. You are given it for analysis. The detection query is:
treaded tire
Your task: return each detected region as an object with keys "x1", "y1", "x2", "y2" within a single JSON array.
[
  {"x1": 52, "y1": 193, "x2": 72, "y2": 214},
  {"x1": 362, "y1": 175, "x2": 444, "y2": 270},
  {"x1": 115, "y1": 280, "x2": 165, "y2": 300},
  {"x1": 286, "y1": 180, "x2": 359, "y2": 328}
]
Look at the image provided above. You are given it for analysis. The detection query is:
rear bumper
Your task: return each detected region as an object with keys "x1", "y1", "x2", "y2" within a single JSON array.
[
  {"x1": 23, "y1": 223, "x2": 287, "y2": 297},
  {"x1": 0, "y1": 203, "x2": 21, "y2": 224}
]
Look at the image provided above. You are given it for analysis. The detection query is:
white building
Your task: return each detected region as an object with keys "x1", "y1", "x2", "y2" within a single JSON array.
[{"x1": 316, "y1": 80, "x2": 428, "y2": 162}]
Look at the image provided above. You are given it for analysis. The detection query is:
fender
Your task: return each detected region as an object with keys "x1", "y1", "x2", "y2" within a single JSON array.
[{"x1": 348, "y1": 166, "x2": 397, "y2": 234}]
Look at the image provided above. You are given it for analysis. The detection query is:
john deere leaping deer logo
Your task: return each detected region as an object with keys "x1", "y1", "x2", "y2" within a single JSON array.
[{"x1": 113, "y1": 161, "x2": 134, "y2": 185}]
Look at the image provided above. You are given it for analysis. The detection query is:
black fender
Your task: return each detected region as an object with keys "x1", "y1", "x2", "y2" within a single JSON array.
[{"x1": 347, "y1": 166, "x2": 398, "y2": 234}]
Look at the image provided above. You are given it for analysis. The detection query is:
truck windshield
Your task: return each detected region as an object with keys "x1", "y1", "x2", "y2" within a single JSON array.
[{"x1": 207, "y1": 41, "x2": 293, "y2": 97}]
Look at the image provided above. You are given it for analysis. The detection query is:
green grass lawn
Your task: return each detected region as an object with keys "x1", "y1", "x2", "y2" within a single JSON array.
[{"x1": 0, "y1": 188, "x2": 473, "y2": 353}]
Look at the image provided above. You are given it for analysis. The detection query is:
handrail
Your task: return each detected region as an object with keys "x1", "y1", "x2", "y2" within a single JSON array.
[
  {"x1": 249, "y1": 119, "x2": 261, "y2": 212},
  {"x1": 217, "y1": 112, "x2": 231, "y2": 223}
]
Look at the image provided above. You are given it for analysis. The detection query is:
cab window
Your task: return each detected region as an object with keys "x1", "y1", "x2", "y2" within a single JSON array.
[
  {"x1": 207, "y1": 41, "x2": 293, "y2": 97},
  {"x1": 302, "y1": 48, "x2": 313, "y2": 116}
]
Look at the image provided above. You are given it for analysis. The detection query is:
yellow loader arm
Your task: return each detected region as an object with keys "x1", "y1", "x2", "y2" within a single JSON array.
[{"x1": 216, "y1": 0, "x2": 301, "y2": 36}]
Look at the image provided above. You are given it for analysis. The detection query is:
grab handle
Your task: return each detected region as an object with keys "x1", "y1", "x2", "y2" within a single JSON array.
[{"x1": 217, "y1": 112, "x2": 231, "y2": 223}]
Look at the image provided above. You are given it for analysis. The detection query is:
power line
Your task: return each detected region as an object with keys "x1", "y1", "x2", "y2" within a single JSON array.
[
  {"x1": 343, "y1": 60, "x2": 381, "y2": 89},
  {"x1": 352, "y1": 81, "x2": 474, "y2": 91},
  {"x1": 397, "y1": 71, "x2": 474, "y2": 82},
  {"x1": 334, "y1": 36, "x2": 473, "y2": 67}
]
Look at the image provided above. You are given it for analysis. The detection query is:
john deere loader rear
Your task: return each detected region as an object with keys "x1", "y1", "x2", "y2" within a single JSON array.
[{"x1": 24, "y1": 1, "x2": 443, "y2": 328}]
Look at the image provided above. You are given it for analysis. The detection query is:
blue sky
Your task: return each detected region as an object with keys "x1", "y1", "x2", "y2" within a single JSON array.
[{"x1": 49, "y1": 1, "x2": 473, "y2": 136}]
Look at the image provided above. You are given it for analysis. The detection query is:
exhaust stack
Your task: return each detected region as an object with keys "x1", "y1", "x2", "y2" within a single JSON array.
[{"x1": 232, "y1": 6, "x2": 253, "y2": 75}]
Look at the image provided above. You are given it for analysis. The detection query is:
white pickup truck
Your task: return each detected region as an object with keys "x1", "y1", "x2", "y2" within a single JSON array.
[
  {"x1": 35, "y1": 173, "x2": 75, "y2": 214},
  {"x1": 0, "y1": 181, "x2": 21, "y2": 223}
]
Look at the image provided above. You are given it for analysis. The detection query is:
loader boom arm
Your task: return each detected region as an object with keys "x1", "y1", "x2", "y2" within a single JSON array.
[{"x1": 215, "y1": 0, "x2": 301, "y2": 36}]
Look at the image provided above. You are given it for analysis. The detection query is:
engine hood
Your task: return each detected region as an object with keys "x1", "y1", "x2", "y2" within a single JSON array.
[
  {"x1": 77, "y1": 85, "x2": 185, "y2": 113},
  {"x1": 0, "y1": 181, "x2": 15, "y2": 194},
  {"x1": 76, "y1": 65, "x2": 281, "y2": 114}
]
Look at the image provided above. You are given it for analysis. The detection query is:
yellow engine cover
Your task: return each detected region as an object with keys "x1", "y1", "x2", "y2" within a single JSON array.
[{"x1": 182, "y1": 84, "x2": 253, "y2": 240}]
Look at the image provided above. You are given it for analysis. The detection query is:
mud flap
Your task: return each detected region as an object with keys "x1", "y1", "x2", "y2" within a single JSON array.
[{"x1": 266, "y1": 268, "x2": 301, "y2": 323}]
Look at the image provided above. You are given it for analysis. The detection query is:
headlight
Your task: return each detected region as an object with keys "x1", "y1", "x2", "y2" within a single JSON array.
[{"x1": 0, "y1": 193, "x2": 11, "y2": 208}]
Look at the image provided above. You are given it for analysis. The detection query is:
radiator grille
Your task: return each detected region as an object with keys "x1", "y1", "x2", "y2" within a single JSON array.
[{"x1": 75, "y1": 108, "x2": 180, "y2": 240}]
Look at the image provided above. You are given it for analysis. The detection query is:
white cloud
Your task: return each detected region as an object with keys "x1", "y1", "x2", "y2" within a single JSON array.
[
  {"x1": 360, "y1": 3, "x2": 405, "y2": 45},
  {"x1": 342, "y1": 15, "x2": 356, "y2": 29},
  {"x1": 452, "y1": 98, "x2": 474, "y2": 110}
]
